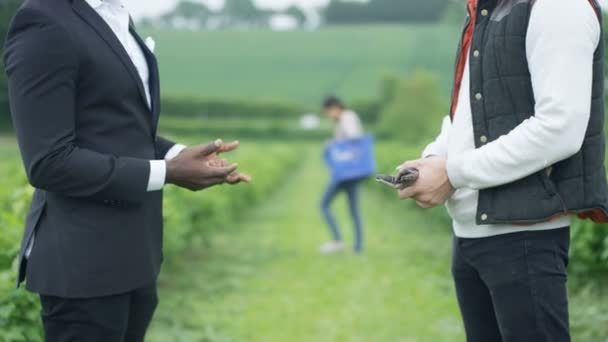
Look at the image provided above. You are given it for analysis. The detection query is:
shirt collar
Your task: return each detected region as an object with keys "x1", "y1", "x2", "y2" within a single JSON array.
[
  {"x1": 85, "y1": 0, "x2": 103, "y2": 9},
  {"x1": 85, "y1": 0, "x2": 125, "y2": 9}
]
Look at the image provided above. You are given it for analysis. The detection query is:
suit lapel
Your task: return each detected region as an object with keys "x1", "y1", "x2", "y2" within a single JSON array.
[
  {"x1": 72, "y1": 0, "x2": 150, "y2": 113},
  {"x1": 129, "y1": 24, "x2": 161, "y2": 132}
]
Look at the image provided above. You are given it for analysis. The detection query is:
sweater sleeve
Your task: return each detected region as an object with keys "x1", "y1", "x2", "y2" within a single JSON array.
[{"x1": 446, "y1": 0, "x2": 600, "y2": 190}]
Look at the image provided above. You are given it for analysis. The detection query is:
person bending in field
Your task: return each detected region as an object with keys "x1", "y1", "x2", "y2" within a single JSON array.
[
  {"x1": 397, "y1": 0, "x2": 608, "y2": 341},
  {"x1": 320, "y1": 96, "x2": 365, "y2": 254}
]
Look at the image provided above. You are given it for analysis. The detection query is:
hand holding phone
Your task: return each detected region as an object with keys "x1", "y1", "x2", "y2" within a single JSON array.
[{"x1": 375, "y1": 168, "x2": 419, "y2": 189}]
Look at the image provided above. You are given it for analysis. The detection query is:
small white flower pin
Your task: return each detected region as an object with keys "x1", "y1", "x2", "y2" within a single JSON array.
[{"x1": 145, "y1": 37, "x2": 156, "y2": 53}]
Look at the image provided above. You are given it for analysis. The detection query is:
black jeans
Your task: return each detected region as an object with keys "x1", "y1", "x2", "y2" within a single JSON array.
[
  {"x1": 40, "y1": 284, "x2": 158, "y2": 342},
  {"x1": 452, "y1": 228, "x2": 570, "y2": 342}
]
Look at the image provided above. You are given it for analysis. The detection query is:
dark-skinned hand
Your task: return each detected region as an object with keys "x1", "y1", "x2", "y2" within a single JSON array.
[{"x1": 166, "y1": 139, "x2": 252, "y2": 191}]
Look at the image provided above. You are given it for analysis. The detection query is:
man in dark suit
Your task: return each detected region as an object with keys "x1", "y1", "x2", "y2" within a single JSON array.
[{"x1": 3, "y1": 0, "x2": 251, "y2": 340}]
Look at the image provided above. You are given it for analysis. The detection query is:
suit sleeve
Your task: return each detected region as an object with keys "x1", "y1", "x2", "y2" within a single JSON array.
[
  {"x1": 4, "y1": 9, "x2": 150, "y2": 203},
  {"x1": 155, "y1": 136, "x2": 176, "y2": 160}
]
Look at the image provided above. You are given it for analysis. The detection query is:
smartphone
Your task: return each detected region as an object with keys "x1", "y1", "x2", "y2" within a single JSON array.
[{"x1": 375, "y1": 168, "x2": 419, "y2": 189}]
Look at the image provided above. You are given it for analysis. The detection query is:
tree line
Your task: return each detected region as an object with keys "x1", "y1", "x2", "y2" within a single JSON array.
[
  {"x1": 151, "y1": 0, "x2": 307, "y2": 29},
  {"x1": 154, "y1": 0, "x2": 454, "y2": 30},
  {"x1": 324, "y1": 0, "x2": 450, "y2": 24}
]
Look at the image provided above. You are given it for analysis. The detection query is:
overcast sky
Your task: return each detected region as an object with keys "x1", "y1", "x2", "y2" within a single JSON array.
[{"x1": 126, "y1": 0, "x2": 331, "y2": 19}]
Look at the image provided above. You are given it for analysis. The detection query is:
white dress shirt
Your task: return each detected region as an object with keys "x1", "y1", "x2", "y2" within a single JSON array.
[
  {"x1": 25, "y1": 0, "x2": 185, "y2": 258},
  {"x1": 84, "y1": 0, "x2": 185, "y2": 193},
  {"x1": 422, "y1": 0, "x2": 599, "y2": 238}
]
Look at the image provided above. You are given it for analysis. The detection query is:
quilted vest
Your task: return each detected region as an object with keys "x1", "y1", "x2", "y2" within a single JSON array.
[{"x1": 451, "y1": 0, "x2": 608, "y2": 225}]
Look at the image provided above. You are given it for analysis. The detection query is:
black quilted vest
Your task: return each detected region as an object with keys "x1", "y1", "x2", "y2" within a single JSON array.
[{"x1": 453, "y1": 0, "x2": 608, "y2": 225}]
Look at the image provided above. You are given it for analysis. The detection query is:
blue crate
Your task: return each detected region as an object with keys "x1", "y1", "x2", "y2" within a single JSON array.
[{"x1": 324, "y1": 135, "x2": 377, "y2": 184}]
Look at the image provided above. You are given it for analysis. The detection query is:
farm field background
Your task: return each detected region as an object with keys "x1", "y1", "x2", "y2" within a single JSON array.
[
  {"x1": 2, "y1": 23, "x2": 608, "y2": 342},
  {"x1": 146, "y1": 25, "x2": 461, "y2": 106}
]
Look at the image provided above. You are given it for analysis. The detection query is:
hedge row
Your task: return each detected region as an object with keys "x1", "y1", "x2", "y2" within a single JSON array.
[
  {"x1": 159, "y1": 116, "x2": 332, "y2": 141},
  {"x1": 161, "y1": 97, "x2": 308, "y2": 120},
  {"x1": 161, "y1": 96, "x2": 381, "y2": 123},
  {"x1": 0, "y1": 144, "x2": 303, "y2": 341},
  {"x1": 0, "y1": 164, "x2": 41, "y2": 341}
]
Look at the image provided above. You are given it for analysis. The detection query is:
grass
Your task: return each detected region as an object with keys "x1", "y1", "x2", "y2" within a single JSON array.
[
  {"x1": 145, "y1": 141, "x2": 608, "y2": 341},
  {"x1": 144, "y1": 25, "x2": 461, "y2": 107},
  {"x1": 147, "y1": 147, "x2": 464, "y2": 342}
]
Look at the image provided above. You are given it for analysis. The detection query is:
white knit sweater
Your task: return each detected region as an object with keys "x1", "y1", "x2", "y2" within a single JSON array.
[{"x1": 423, "y1": 0, "x2": 601, "y2": 238}]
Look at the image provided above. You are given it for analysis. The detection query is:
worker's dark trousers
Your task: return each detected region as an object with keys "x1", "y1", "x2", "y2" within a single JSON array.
[{"x1": 452, "y1": 228, "x2": 570, "y2": 342}]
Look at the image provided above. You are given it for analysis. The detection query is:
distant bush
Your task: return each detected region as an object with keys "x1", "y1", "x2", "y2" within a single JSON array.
[
  {"x1": 162, "y1": 97, "x2": 307, "y2": 120},
  {"x1": 159, "y1": 115, "x2": 331, "y2": 141},
  {"x1": 160, "y1": 97, "x2": 332, "y2": 140},
  {"x1": 376, "y1": 71, "x2": 448, "y2": 144},
  {"x1": 349, "y1": 98, "x2": 382, "y2": 125}
]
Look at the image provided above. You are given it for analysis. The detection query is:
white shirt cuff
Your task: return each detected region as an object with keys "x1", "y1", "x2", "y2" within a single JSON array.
[
  {"x1": 165, "y1": 144, "x2": 187, "y2": 161},
  {"x1": 147, "y1": 144, "x2": 187, "y2": 192},
  {"x1": 446, "y1": 154, "x2": 469, "y2": 190},
  {"x1": 147, "y1": 160, "x2": 167, "y2": 192}
]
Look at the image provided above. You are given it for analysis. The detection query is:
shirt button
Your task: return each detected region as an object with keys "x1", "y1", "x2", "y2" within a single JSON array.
[
  {"x1": 481, "y1": 213, "x2": 488, "y2": 221},
  {"x1": 480, "y1": 135, "x2": 488, "y2": 143},
  {"x1": 473, "y1": 50, "x2": 480, "y2": 58},
  {"x1": 481, "y1": 9, "x2": 489, "y2": 17},
  {"x1": 475, "y1": 93, "x2": 483, "y2": 101}
]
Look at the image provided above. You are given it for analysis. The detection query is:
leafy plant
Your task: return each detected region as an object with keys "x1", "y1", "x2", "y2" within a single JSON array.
[
  {"x1": 0, "y1": 143, "x2": 302, "y2": 340},
  {"x1": 0, "y1": 0, "x2": 21, "y2": 132},
  {"x1": 376, "y1": 71, "x2": 448, "y2": 145},
  {"x1": 570, "y1": 218, "x2": 608, "y2": 278}
]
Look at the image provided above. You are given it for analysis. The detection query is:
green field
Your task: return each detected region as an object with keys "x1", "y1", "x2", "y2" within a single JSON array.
[
  {"x1": 147, "y1": 25, "x2": 461, "y2": 106},
  {"x1": 148, "y1": 148, "x2": 464, "y2": 342}
]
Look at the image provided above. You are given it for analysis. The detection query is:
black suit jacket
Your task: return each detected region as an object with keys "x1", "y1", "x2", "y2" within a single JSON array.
[{"x1": 4, "y1": 0, "x2": 175, "y2": 298}]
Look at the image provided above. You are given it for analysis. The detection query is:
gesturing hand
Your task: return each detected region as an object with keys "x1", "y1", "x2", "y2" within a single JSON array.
[
  {"x1": 397, "y1": 157, "x2": 455, "y2": 208},
  {"x1": 166, "y1": 139, "x2": 252, "y2": 191}
]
